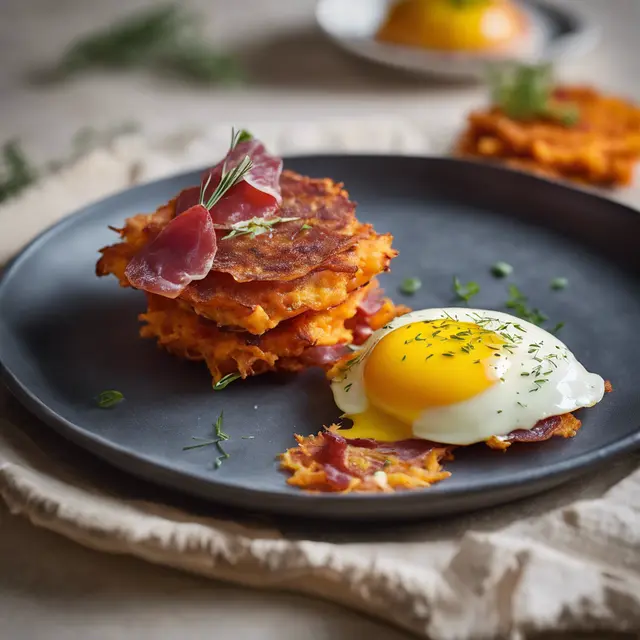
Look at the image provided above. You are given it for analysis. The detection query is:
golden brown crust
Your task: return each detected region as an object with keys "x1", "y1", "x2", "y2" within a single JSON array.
[
  {"x1": 97, "y1": 173, "x2": 398, "y2": 335},
  {"x1": 279, "y1": 425, "x2": 453, "y2": 493},
  {"x1": 455, "y1": 86, "x2": 640, "y2": 187},
  {"x1": 139, "y1": 279, "x2": 407, "y2": 384}
]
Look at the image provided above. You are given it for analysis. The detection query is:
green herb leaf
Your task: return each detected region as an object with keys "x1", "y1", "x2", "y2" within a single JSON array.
[
  {"x1": 491, "y1": 261, "x2": 513, "y2": 278},
  {"x1": 96, "y1": 390, "x2": 124, "y2": 408},
  {"x1": 39, "y1": 5, "x2": 244, "y2": 86},
  {"x1": 213, "y1": 372, "x2": 242, "y2": 391},
  {"x1": 222, "y1": 216, "x2": 301, "y2": 240},
  {"x1": 487, "y1": 62, "x2": 579, "y2": 127},
  {"x1": 453, "y1": 276, "x2": 480, "y2": 304},
  {"x1": 550, "y1": 277, "x2": 568, "y2": 291},
  {"x1": 551, "y1": 322, "x2": 565, "y2": 334},
  {"x1": 399, "y1": 277, "x2": 422, "y2": 295},
  {"x1": 236, "y1": 129, "x2": 253, "y2": 144},
  {"x1": 0, "y1": 140, "x2": 37, "y2": 205}
]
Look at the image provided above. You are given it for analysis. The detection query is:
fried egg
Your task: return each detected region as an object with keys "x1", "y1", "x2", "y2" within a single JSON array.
[{"x1": 331, "y1": 308, "x2": 605, "y2": 445}]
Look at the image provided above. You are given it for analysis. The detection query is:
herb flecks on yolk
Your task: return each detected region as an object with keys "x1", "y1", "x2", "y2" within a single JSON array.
[{"x1": 361, "y1": 320, "x2": 504, "y2": 425}]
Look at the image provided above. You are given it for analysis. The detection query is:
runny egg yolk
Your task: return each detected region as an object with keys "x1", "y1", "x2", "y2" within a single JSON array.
[{"x1": 345, "y1": 320, "x2": 505, "y2": 441}]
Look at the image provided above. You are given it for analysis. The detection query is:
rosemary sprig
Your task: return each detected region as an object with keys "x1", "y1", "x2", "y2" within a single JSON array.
[
  {"x1": 37, "y1": 5, "x2": 244, "y2": 86},
  {"x1": 222, "y1": 216, "x2": 301, "y2": 240},
  {"x1": 0, "y1": 141, "x2": 37, "y2": 205},
  {"x1": 488, "y1": 62, "x2": 579, "y2": 126},
  {"x1": 199, "y1": 128, "x2": 254, "y2": 211}
]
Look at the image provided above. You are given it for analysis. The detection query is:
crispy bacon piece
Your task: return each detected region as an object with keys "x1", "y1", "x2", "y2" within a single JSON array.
[
  {"x1": 124, "y1": 204, "x2": 217, "y2": 298},
  {"x1": 280, "y1": 426, "x2": 453, "y2": 493},
  {"x1": 175, "y1": 139, "x2": 283, "y2": 224}
]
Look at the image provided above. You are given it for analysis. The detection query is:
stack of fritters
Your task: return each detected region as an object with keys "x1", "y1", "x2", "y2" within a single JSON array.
[{"x1": 97, "y1": 170, "x2": 407, "y2": 384}]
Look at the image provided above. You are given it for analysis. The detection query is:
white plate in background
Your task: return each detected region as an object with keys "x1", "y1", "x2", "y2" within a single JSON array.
[{"x1": 316, "y1": 0, "x2": 600, "y2": 81}]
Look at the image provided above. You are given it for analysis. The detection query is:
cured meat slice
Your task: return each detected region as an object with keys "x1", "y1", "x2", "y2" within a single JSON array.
[
  {"x1": 175, "y1": 138, "x2": 283, "y2": 225},
  {"x1": 124, "y1": 204, "x2": 217, "y2": 298}
]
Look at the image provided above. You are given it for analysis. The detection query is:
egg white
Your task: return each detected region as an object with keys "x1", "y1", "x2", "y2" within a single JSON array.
[{"x1": 331, "y1": 308, "x2": 605, "y2": 445}]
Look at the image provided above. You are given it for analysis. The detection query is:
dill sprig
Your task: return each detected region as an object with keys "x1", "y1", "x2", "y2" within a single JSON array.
[
  {"x1": 488, "y1": 62, "x2": 579, "y2": 126},
  {"x1": 37, "y1": 5, "x2": 244, "y2": 86},
  {"x1": 0, "y1": 141, "x2": 37, "y2": 205}
]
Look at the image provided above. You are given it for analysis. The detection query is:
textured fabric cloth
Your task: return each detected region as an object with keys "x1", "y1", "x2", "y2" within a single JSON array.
[{"x1": 1, "y1": 119, "x2": 639, "y2": 640}]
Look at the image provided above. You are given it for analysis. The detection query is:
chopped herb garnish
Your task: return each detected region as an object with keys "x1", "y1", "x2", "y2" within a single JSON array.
[
  {"x1": 96, "y1": 390, "x2": 124, "y2": 408},
  {"x1": 344, "y1": 383, "x2": 353, "y2": 392},
  {"x1": 222, "y1": 215, "x2": 301, "y2": 240},
  {"x1": 442, "y1": 352, "x2": 454, "y2": 357},
  {"x1": 550, "y1": 277, "x2": 568, "y2": 291},
  {"x1": 551, "y1": 322, "x2": 565, "y2": 334},
  {"x1": 213, "y1": 372, "x2": 242, "y2": 390},
  {"x1": 497, "y1": 410, "x2": 503, "y2": 414},
  {"x1": 505, "y1": 284, "x2": 548, "y2": 326},
  {"x1": 425, "y1": 354, "x2": 434, "y2": 362},
  {"x1": 452, "y1": 276, "x2": 480, "y2": 304},
  {"x1": 399, "y1": 277, "x2": 422, "y2": 295},
  {"x1": 491, "y1": 261, "x2": 513, "y2": 278}
]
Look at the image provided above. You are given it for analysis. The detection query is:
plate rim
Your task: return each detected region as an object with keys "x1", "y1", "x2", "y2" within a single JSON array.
[{"x1": 1, "y1": 154, "x2": 639, "y2": 519}]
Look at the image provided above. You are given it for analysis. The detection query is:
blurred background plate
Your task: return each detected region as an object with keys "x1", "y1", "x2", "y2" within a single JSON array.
[{"x1": 316, "y1": 0, "x2": 600, "y2": 81}]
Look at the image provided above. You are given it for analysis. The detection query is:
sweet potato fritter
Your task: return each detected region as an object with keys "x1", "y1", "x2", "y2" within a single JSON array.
[
  {"x1": 97, "y1": 173, "x2": 397, "y2": 335},
  {"x1": 456, "y1": 86, "x2": 640, "y2": 186},
  {"x1": 140, "y1": 279, "x2": 405, "y2": 383}
]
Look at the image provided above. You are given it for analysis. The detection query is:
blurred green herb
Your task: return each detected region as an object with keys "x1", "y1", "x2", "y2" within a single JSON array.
[
  {"x1": 0, "y1": 141, "x2": 38, "y2": 205},
  {"x1": 399, "y1": 277, "x2": 422, "y2": 295},
  {"x1": 487, "y1": 62, "x2": 579, "y2": 126},
  {"x1": 491, "y1": 261, "x2": 513, "y2": 278},
  {"x1": 36, "y1": 5, "x2": 244, "y2": 86},
  {"x1": 0, "y1": 123, "x2": 138, "y2": 206},
  {"x1": 453, "y1": 276, "x2": 480, "y2": 304},
  {"x1": 550, "y1": 277, "x2": 568, "y2": 291}
]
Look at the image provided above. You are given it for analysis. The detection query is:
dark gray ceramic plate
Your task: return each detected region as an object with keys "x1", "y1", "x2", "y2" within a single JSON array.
[{"x1": 1, "y1": 156, "x2": 639, "y2": 521}]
